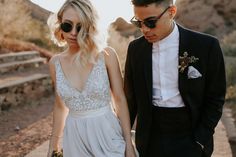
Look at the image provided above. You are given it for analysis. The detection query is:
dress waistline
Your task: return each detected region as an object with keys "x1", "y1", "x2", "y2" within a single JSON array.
[{"x1": 68, "y1": 105, "x2": 112, "y2": 118}]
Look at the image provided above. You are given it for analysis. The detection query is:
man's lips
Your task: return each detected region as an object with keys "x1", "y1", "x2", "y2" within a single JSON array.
[{"x1": 145, "y1": 35, "x2": 155, "y2": 39}]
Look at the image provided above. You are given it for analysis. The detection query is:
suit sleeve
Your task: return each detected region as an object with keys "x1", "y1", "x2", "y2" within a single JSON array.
[
  {"x1": 124, "y1": 42, "x2": 137, "y2": 127},
  {"x1": 194, "y1": 38, "x2": 226, "y2": 146}
]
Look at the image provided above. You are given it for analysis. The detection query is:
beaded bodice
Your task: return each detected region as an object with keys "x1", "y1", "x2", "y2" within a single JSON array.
[{"x1": 54, "y1": 54, "x2": 111, "y2": 112}]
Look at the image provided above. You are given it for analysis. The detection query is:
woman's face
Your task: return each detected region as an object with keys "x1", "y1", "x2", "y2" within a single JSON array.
[{"x1": 61, "y1": 7, "x2": 81, "y2": 49}]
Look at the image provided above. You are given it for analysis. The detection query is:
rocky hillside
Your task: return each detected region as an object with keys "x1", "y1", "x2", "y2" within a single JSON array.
[
  {"x1": 175, "y1": 0, "x2": 236, "y2": 38},
  {"x1": 25, "y1": 0, "x2": 51, "y2": 22},
  {"x1": 111, "y1": 0, "x2": 236, "y2": 39},
  {"x1": 0, "y1": 0, "x2": 58, "y2": 53},
  {"x1": 110, "y1": 18, "x2": 142, "y2": 38}
]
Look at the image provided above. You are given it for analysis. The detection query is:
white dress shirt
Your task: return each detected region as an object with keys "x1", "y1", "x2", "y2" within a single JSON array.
[{"x1": 152, "y1": 23, "x2": 185, "y2": 108}]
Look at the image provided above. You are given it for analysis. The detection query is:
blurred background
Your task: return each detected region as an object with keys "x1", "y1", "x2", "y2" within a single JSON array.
[{"x1": 0, "y1": 0, "x2": 236, "y2": 156}]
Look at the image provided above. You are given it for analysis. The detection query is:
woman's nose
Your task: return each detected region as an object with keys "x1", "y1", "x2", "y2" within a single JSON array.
[{"x1": 71, "y1": 26, "x2": 77, "y2": 36}]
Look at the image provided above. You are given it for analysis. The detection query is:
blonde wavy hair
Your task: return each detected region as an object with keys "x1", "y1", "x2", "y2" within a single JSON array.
[{"x1": 47, "y1": 0, "x2": 103, "y2": 65}]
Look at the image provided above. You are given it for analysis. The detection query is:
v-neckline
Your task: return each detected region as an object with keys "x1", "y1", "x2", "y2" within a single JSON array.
[{"x1": 57, "y1": 57, "x2": 100, "y2": 93}]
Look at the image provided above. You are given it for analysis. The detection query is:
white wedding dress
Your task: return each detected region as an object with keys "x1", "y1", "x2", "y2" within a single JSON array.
[{"x1": 54, "y1": 53, "x2": 126, "y2": 157}]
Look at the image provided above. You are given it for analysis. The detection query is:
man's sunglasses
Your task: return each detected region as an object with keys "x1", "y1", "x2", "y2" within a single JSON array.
[
  {"x1": 60, "y1": 22, "x2": 81, "y2": 33},
  {"x1": 130, "y1": 6, "x2": 170, "y2": 29}
]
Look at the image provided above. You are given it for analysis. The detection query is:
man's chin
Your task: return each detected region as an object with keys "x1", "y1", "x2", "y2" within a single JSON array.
[
  {"x1": 146, "y1": 38, "x2": 158, "y2": 43},
  {"x1": 144, "y1": 36, "x2": 158, "y2": 43}
]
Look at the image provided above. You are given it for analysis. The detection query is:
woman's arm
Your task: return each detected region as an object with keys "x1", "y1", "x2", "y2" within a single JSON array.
[
  {"x1": 104, "y1": 47, "x2": 136, "y2": 157},
  {"x1": 47, "y1": 56, "x2": 69, "y2": 156}
]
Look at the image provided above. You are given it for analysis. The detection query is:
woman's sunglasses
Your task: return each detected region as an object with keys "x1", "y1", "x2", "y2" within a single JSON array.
[
  {"x1": 60, "y1": 22, "x2": 81, "y2": 33},
  {"x1": 130, "y1": 6, "x2": 170, "y2": 29}
]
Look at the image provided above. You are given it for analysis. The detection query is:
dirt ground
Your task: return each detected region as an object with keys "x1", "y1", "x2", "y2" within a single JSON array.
[
  {"x1": 226, "y1": 102, "x2": 236, "y2": 157},
  {"x1": 0, "y1": 94, "x2": 236, "y2": 157},
  {"x1": 0, "y1": 95, "x2": 54, "y2": 157}
]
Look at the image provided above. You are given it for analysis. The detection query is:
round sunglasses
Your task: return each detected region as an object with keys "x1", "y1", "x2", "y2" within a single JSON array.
[
  {"x1": 60, "y1": 22, "x2": 81, "y2": 33},
  {"x1": 130, "y1": 6, "x2": 170, "y2": 29}
]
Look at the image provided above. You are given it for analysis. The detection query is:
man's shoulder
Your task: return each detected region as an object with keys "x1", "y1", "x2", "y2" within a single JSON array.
[
  {"x1": 178, "y1": 24, "x2": 218, "y2": 43},
  {"x1": 130, "y1": 36, "x2": 146, "y2": 45}
]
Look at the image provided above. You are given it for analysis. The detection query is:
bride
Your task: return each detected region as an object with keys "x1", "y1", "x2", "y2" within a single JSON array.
[{"x1": 47, "y1": 0, "x2": 136, "y2": 157}]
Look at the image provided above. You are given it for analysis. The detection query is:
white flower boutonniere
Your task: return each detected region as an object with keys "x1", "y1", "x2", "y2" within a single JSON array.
[{"x1": 179, "y1": 52, "x2": 199, "y2": 73}]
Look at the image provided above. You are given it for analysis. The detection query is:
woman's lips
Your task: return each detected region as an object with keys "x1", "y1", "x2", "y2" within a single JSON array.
[{"x1": 68, "y1": 38, "x2": 77, "y2": 42}]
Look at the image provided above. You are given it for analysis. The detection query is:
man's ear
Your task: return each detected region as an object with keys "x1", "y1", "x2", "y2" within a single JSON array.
[{"x1": 169, "y1": 5, "x2": 177, "y2": 19}]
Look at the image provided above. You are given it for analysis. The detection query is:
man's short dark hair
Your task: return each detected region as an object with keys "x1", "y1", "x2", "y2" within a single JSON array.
[{"x1": 131, "y1": 0, "x2": 173, "y2": 7}]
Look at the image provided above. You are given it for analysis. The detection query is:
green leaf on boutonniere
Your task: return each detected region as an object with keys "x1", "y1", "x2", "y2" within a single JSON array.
[{"x1": 179, "y1": 52, "x2": 199, "y2": 73}]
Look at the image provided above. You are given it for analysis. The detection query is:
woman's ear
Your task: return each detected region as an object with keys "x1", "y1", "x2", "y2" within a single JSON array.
[{"x1": 61, "y1": 32, "x2": 64, "y2": 40}]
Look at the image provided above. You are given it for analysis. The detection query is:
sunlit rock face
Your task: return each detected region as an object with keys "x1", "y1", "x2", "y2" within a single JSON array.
[{"x1": 175, "y1": 0, "x2": 236, "y2": 38}]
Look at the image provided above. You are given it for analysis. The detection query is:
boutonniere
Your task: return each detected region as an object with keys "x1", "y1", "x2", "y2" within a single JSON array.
[{"x1": 179, "y1": 52, "x2": 199, "y2": 73}]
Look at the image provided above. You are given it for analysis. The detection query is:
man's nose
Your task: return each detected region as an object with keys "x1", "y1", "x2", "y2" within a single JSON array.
[{"x1": 141, "y1": 24, "x2": 151, "y2": 33}]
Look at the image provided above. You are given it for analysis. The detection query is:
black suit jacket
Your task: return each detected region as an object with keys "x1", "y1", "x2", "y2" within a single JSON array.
[{"x1": 124, "y1": 25, "x2": 226, "y2": 157}]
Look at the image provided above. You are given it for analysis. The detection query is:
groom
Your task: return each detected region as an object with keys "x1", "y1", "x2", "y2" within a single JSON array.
[{"x1": 124, "y1": 0, "x2": 226, "y2": 157}]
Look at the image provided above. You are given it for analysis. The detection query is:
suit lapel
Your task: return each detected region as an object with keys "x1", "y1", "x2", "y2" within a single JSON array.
[
  {"x1": 142, "y1": 39, "x2": 153, "y2": 103},
  {"x1": 178, "y1": 25, "x2": 189, "y2": 96}
]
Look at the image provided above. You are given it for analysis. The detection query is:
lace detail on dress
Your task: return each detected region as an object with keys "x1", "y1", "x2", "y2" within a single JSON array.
[{"x1": 54, "y1": 53, "x2": 111, "y2": 112}]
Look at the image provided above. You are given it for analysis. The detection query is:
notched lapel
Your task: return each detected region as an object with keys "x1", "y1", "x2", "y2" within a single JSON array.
[
  {"x1": 178, "y1": 25, "x2": 189, "y2": 95},
  {"x1": 143, "y1": 40, "x2": 153, "y2": 102}
]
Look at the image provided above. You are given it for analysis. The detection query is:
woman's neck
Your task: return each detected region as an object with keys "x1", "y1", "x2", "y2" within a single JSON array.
[{"x1": 68, "y1": 46, "x2": 80, "y2": 54}]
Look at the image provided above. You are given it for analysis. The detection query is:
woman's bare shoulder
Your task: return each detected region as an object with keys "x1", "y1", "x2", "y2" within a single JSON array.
[
  {"x1": 49, "y1": 53, "x2": 64, "y2": 65},
  {"x1": 103, "y1": 46, "x2": 118, "y2": 62},
  {"x1": 102, "y1": 47, "x2": 120, "y2": 71},
  {"x1": 103, "y1": 46, "x2": 116, "y2": 56}
]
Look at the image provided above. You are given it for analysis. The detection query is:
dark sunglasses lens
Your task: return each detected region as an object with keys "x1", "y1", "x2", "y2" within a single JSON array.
[
  {"x1": 144, "y1": 20, "x2": 156, "y2": 29},
  {"x1": 60, "y1": 22, "x2": 72, "y2": 32},
  {"x1": 76, "y1": 25, "x2": 81, "y2": 32}
]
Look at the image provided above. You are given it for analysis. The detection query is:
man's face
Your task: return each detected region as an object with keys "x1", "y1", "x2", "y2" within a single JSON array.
[{"x1": 133, "y1": 3, "x2": 176, "y2": 43}]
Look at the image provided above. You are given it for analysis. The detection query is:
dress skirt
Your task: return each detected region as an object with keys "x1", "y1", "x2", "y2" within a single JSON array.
[{"x1": 63, "y1": 105, "x2": 126, "y2": 157}]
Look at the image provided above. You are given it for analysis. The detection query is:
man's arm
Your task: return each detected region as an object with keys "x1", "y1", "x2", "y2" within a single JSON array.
[
  {"x1": 194, "y1": 38, "x2": 226, "y2": 147},
  {"x1": 124, "y1": 42, "x2": 137, "y2": 127}
]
